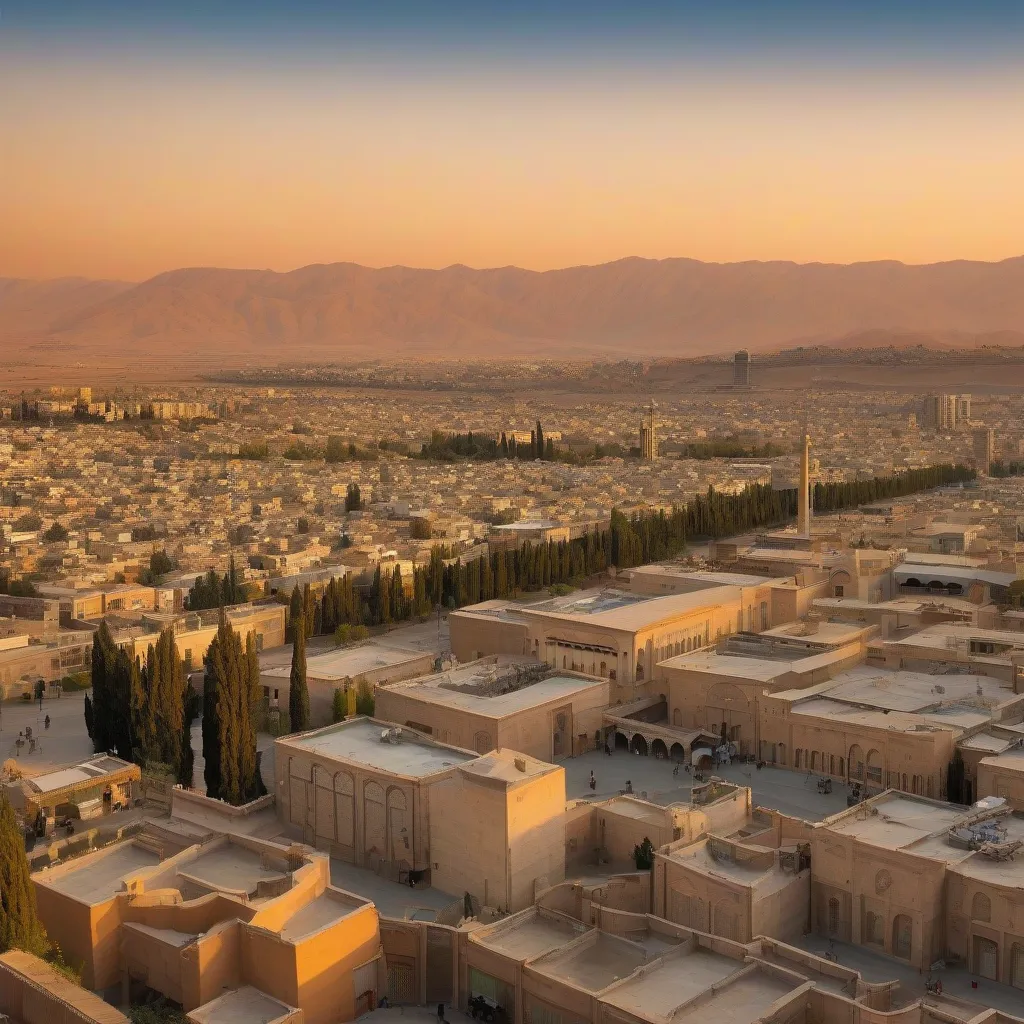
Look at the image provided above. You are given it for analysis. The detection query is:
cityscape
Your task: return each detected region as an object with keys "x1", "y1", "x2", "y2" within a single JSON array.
[{"x1": 3, "y1": 4, "x2": 1024, "y2": 1024}]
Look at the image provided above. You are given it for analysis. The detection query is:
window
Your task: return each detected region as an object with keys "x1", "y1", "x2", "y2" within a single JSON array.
[
  {"x1": 827, "y1": 898, "x2": 840, "y2": 935},
  {"x1": 972, "y1": 893, "x2": 992, "y2": 923},
  {"x1": 834, "y1": 585, "x2": 844, "y2": 597},
  {"x1": 760, "y1": 601, "x2": 769, "y2": 630}
]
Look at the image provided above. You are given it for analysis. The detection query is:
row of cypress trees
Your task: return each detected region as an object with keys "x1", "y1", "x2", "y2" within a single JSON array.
[
  {"x1": 201, "y1": 612, "x2": 265, "y2": 805},
  {"x1": 293, "y1": 464, "x2": 974, "y2": 641},
  {"x1": 89, "y1": 611, "x2": 264, "y2": 806},
  {"x1": 87, "y1": 622, "x2": 196, "y2": 786}
]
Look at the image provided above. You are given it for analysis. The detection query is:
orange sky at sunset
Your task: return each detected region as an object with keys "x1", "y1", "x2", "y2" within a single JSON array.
[{"x1": 3, "y1": 54, "x2": 1024, "y2": 281}]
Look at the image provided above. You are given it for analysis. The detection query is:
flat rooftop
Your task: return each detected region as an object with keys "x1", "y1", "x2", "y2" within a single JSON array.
[
  {"x1": 789, "y1": 696, "x2": 985, "y2": 736},
  {"x1": 472, "y1": 910, "x2": 586, "y2": 962},
  {"x1": 387, "y1": 670, "x2": 605, "y2": 719},
  {"x1": 178, "y1": 844, "x2": 289, "y2": 897},
  {"x1": 666, "y1": 841, "x2": 796, "y2": 896},
  {"x1": 760, "y1": 621, "x2": 869, "y2": 646},
  {"x1": 629, "y1": 566, "x2": 774, "y2": 588},
  {"x1": 882, "y1": 623, "x2": 1024, "y2": 654},
  {"x1": 531, "y1": 932, "x2": 650, "y2": 992},
  {"x1": 281, "y1": 717, "x2": 476, "y2": 777},
  {"x1": 38, "y1": 841, "x2": 160, "y2": 904},
  {"x1": 790, "y1": 664, "x2": 1011, "y2": 714},
  {"x1": 670, "y1": 969, "x2": 797, "y2": 1024},
  {"x1": 27, "y1": 755, "x2": 135, "y2": 794},
  {"x1": 263, "y1": 642, "x2": 427, "y2": 681},
  {"x1": 822, "y1": 793, "x2": 967, "y2": 850},
  {"x1": 602, "y1": 946, "x2": 740, "y2": 1017},
  {"x1": 188, "y1": 985, "x2": 296, "y2": 1024},
  {"x1": 659, "y1": 646, "x2": 846, "y2": 682},
  {"x1": 521, "y1": 587, "x2": 741, "y2": 631},
  {"x1": 459, "y1": 749, "x2": 561, "y2": 784},
  {"x1": 277, "y1": 890, "x2": 365, "y2": 941}
]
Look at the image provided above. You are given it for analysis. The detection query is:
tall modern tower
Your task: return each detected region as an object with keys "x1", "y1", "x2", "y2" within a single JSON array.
[
  {"x1": 733, "y1": 350, "x2": 750, "y2": 388},
  {"x1": 640, "y1": 403, "x2": 657, "y2": 460},
  {"x1": 798, "y1": 432, "x2": 811, "y2": 537}
]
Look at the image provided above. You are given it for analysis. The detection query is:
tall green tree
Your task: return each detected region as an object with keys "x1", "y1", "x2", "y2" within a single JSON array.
[
  {"x1": 141, "y1": 628, "x2": 187, "y2": 771},
  {"x1": 0, "y1": 796, "x2": 47, "y2": 955},
  {"x1": 289, "y1": 614, "x2": 310, "y2": 733},
  {"x1": 287, "y1": 585, "x2": 303, "y2": 642},
  {"x1": 89, "y1": 621, "x2": 118, "y2": 753},
  {"x1": 202, "y1": 613, "x2": 263, "y2": 805}
]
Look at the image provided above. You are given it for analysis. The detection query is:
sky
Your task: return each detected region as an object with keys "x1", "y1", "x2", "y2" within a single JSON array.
[{"x1": 3, "y1": 1, "x2": 1024, "y2": 280}]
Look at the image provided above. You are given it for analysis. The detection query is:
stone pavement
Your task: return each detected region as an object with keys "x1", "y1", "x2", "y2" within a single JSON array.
[
  {"x1": 564, "y1": 749, "x2": 850, "y2": 821},
  {"x1": 0, "y1": 691, "x2": 94, "y2": 775},
  {"x1": 796, "y1": 934, "x2": 1024, "y2": 1017}
]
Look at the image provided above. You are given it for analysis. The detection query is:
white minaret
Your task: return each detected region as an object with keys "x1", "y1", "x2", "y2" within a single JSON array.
[{"x1": 798, "y1": 432, "x2": 811, "y2": 538}]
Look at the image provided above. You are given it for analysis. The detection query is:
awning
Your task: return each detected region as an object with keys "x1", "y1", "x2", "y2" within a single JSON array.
[{"x1": 692, "y1": 747, "x2": 713, "y2": 762}]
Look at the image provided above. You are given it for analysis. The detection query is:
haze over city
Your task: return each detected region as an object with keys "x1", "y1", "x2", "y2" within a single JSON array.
[{"x1": 4, "y1": 5, "x2": 1024, "y2": 1024}]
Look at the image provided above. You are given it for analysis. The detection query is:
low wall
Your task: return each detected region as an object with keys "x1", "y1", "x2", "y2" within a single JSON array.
[
  {"x1": 0, "y1": 950, "x2": 129, "y2": 1024},
  {"x1": 171, "y1": 787, "x2": 275, "y2": 822}
]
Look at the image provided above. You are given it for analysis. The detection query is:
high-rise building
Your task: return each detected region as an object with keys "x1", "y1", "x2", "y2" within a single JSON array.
[
  {"x1": 922, "y1": 393, "x2": 971, "y2": 430},
  {"x1": 973, "y1": 427, "x2": 995, "y2": 475},
  {"x1": 640, "y1": 403, "x2": 657, "y2": 460},
  {"x1": 733, "y1": 350, "x2": 750, "y2": 388}
]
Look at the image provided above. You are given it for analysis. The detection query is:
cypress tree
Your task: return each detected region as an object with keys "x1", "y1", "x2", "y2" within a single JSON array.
[
  {"x1": 536, "y1": 420, "x2": 545, "y2": 459},
  {"x1": 202, "y1": 613, "x2": 262, "y2": 805},
  {"x1": 83, "y1": 693, "x2": 94, "y2": 740},
  {"x1": 288, "y1": 585, "x2": 303, "y2": 642},
  {"x1": 90, "y1": 621, "x2": 118, "y2": 753},
  {"x1": 289, "y1": 614, "x2": 310, "y2": 733},
  {"x1": 0, "y1": 796, "x2": 47, "y2": 955}
]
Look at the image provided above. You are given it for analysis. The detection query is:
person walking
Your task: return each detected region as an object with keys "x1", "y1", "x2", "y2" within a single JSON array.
[{"x1": 589, "y1": 770, "x2": 596, "y2": 791}]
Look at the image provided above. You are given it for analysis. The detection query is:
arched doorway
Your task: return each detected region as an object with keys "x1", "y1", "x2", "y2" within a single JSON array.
[
  {"x1": 849, "y1": 745, "x2": 864, "y2": 781},
  {"x1": 651, "y1": 738, "x2": 668, "y2": 760},
  {"x1": 669, "y1": 743, "x2": 685, "y2": 762},
  {"x1": 630, "y1": 734, "x2": 649, "y2": 756},
  {"x1": 615, "y1": 731, "x2": 629, "y2": 751},
  {"x1": 892, "y1": 915, "x2": 912, "y2": 960}
]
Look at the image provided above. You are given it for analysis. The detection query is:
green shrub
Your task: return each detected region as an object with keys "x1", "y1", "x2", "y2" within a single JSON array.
[{"x1": 60, "y1": 672, "x2": 90, "y2": 692}]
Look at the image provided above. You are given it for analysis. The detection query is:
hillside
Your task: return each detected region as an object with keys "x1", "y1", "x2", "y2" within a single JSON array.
[{"x1": 4, "y1": 256, "x2": 1024, "y2": 364}]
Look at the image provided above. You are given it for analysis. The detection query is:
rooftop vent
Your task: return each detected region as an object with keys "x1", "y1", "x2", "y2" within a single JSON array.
[{"x1": 514, "y1": 757, "x2": 527, "y2": 773}]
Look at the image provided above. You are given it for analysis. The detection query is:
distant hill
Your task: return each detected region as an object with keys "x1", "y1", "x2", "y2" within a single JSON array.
[{"x1": 5, "y1": 256, "x2": 1024, "y2": 363}]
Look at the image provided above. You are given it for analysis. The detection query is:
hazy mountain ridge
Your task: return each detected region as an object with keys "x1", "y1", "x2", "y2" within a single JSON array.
[{"x1": 4, "y1": 255, "x2": 1024, "y2": 360}]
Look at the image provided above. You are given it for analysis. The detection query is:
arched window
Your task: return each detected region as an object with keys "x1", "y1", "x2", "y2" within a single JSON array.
[
  {"x1": 849, "y1": 745, "x2": 864, "y2": 780},
  {"x1": 972, "y1": 892, "x2": 992, "y2": 923}
]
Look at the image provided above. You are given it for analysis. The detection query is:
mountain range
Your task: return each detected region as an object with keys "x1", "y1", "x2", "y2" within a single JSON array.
[{"x1": 4, "y1": 256, "x2": 1024, "y2": 364}]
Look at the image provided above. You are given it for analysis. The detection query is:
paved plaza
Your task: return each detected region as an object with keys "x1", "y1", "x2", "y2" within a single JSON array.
[
  {"x1": 0, "y1": 691, "x2": 94, "y2": 776},
  {"x1": 564, "y1": 749, "x2": 851, "y2": 821}
]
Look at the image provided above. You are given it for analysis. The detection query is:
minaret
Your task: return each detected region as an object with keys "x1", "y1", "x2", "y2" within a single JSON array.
[
  {"x1": 798, "y1": 432, "x2": 811, "y2": 537},
  {"x1": 640, "y1": 402, "x2": 657, "y2": 460}
]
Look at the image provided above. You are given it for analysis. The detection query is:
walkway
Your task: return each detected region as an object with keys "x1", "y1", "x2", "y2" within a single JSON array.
[{"x1": 564, "y1": 750, "x2": 850, "y2": 821}]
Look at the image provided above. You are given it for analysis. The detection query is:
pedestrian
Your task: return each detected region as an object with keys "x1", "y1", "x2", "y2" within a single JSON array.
[
  {"x1": 44, "y1": 715, "x2": 50, "y2": 730},
  {"x1": 604, "y1": 741, "x2": 611, "y2": 755},
  {"x1": 589, "y1": 770, "x2": 596, "y2": 791},
  {"x1": 625, "y1": 779, "x2": 633, "y2": 794},
  {"x1": 437, "y1": 1003, "x2": 446, "y2": 1024}
]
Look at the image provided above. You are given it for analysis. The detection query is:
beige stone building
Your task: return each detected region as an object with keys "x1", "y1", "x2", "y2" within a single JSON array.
[
  {"x1": 275, "y1": 717, "x2": 479, "y2": 876},
  {"x1": 653, "y1": 833, "x2": 808, "y2": 944},
  {"x1": 658, "y1": 626, "x2": 867, "y2": 759},
  {"x1": 262, "y1": 641, "x2": 434, "y2": 727},
  {"x1": 374, "y1": 656, "x2": 609, "y2": 759},
  {"x1": 759, "y1": 665, "x2": 1024, "y2": 798},
  {"x1": 451, "y1": 586, "x2": 749, "y2": 696},
  {"x1": 32, "y1": 829, "x2": 383, "y2": 1023},
  {"x1": 429, "y1": 749, "x2": 566, "y2": 912},
  {"x1": 810, "y1": 791, "x2": 1024, "y2": 986}
]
